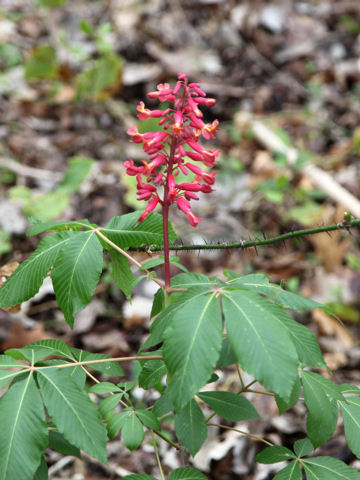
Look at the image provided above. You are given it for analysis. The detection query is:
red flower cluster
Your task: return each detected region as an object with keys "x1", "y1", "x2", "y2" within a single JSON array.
[{"x1": 125, "y1": 73, "x2": 220, "y2": 226}]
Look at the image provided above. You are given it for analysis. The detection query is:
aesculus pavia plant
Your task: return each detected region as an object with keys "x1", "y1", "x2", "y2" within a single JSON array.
[{"x1": 0, "y1": 73, "x2": 359, "y2": 480}]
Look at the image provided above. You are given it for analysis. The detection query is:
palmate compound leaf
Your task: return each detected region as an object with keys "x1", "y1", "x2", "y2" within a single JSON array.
[
  {"x1": 197, "y1": 391, "x2": 259, "y2": 421},
  {"x1": 100, "y1": 211, "x2": 177, "y2": 248},
  {"x1": 51, "y1": 230, "x2": 103, "y2": 328},
  {"x1": 37, "y1": 367, "x2": 107, "y2": 463},
  {"x1": 0, "y1": 373, "x2": 48, "y2": 480},
  {"x1": 174, "y1": 399, "x2": 207, "y2": 456},
  {"x1": 340, "y1": 396, "x2": 360, "y2": 459},
  {"x1": 222, "y1": 290, "x2": 299, "y2": 400},
  {"x1": 0, "y1": 231, "x2": 72, "y2": 308},
  {"x1": 163, "y1": 292, "x2": 222, "y2": 410},
  {"x1": 302, "y1": 456, "x2": 360, "y2": 479}
]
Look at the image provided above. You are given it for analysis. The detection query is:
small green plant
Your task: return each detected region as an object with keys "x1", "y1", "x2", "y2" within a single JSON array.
[
  {"x1": 8, "y1": 156, "x2": 94, "y2": 222},
  {"x1": 0, "y1": 74, "x2": 360, "y2": 480}
]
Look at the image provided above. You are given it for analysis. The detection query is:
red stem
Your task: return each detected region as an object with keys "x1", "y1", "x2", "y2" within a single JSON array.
[{"x1": 162, "y1": 136, "x2": 178, "y2": 290}]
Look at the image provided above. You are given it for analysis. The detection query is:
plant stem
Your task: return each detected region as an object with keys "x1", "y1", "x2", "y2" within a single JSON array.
[
  {"x1": 28, "y1": 355, "x2": 162, "y2": 371},
  {"x1": 128, "y1": 217, "x2": 360, "y2": 252},
  {"x1": 153, "y1": 430, "x2": 181, "y2": 450},
  {"x1": 162, "y1": 136, "x2": 178, "y2": 290},
  {"x1": 207, "y1": 423, "x2": 273, "y2": 446},
  {"x1": 152, "y1": 432, "x2": 165, "y2": 480},
  {"x1": 94, "y1": 228, "x2": 165, "y2": 289}
]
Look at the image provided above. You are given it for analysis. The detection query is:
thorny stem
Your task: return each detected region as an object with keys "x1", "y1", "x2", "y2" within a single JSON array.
[
  {"x1": 207, "y1": 423, "x2": 273, "y2": 446},
  {"x1": 128, "y1": 217, "x2": 360, "y2": 252}
]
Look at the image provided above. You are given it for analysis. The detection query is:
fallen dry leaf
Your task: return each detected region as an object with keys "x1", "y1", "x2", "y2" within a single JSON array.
[
  {"x1": 312, "y1": 308, "x2": 356, "y2": 350},
  {"x1": 0, "y1": 262, "x2": 21, "y2": 314}
]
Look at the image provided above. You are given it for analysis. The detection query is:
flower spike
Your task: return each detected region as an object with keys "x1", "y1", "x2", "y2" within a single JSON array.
[{"x1": 126, "y1": 73, "x2": 220, "y2": 226}]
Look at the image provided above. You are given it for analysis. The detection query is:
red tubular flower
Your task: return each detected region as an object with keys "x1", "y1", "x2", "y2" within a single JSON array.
[{"x1": 126, "y1": 73, "x2": 220, "y2": 226}]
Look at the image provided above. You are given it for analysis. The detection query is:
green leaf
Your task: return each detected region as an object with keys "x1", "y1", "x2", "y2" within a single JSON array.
[
  {"x1": 294, "y1": 438, "x2": 313, "y2": 457},
  {"x1": 255, "y1": 445, "x2": 296, "y2": 464},
  {"x1": 150, "y1": 288, "x2": 165, "y2": 318},
  {"x1": 107, "y1": 411, "x2": 129, "y2": 439},
  {"x1": 152, "y1": 394, "x2": 174, "y2": 418},
  {"x1": 275, "y1": 376, "x2": 301, "y2": 414},
  {"x1": 197, "y1": 391, "x2": 259, "y2": 421},
  {"x1": 27, "y1": 219, "x2": 90, "y2": 237},
  {"x1": 222, "y1": 290, "x2": 298, "y2": 400},
  {"x1": 306, "y1": 408, "x2": 338, "y2": 448},
  {"x1": 0, "y1": 374, "x2": 48, "y2": 480},
  {"x1": 302, "y1": 456, "x2": 360, "y2": 479},
  {"x1": 340, "y1": 396, "x2": 360, "y2": 459},
  {"x1": 5, "y1": 346, "x2": 64, "y2": 364},
  {"x1": 0, "y1": 369, "x2": 25, "y2": 389},
  {"x1": 217, "y1": 337, "x2": 238, "y2": 369},
  {"x1": 89, "y1": 382, "x2": 121, "y2": 394},
  {"x1": 122, "y1": 411, "x2": 144, "y2": 450},
  {"x1": 51, "y1": 231, "x2": 103, "y2": 327},
  {"x1": 25, "y1": 45, "x2": 57, "y2": 80},
  {"x1": 101, "y1": 212, "x2": 177, "y2": 249},
  {"x1": 109, "y1": 249, "x2": 133, "y2": 300},
  {"x1": 273, "y1": 461, "x2": 302, "y2": 480},
  {"x1": 135, "y1": 409, "x2": 160, "y2": 430},
  {"x1": 49, "y1": 431, "x2": 81, "y2": 458},
  {"x1": 302, "y1": 371, "x2": 342, "y2": 428},
  {"x1": 0, "y1": 232, "x2": 71, "y2": 308},
  {"x1": 337, "y1": 384, "x2": 360, "y2": 395},
  {"x1": 76, "y1": 53, "x2": 123, "y2": 101},
  {"x1": 142, "y1": 288, "x2": 210, "y2": 350},
  {"x1": 122, "y1": 475, "x2": 158, "y2": 480},
  {"x1": 58, "y1": 156, "x2": 94, "y2": 194},
  {"x1": 224, "y1": 272, "x2": 322, "y2": 310},
  {"x1": 0, "y1": 354, "x2": 26, "y2": 369},
  {"x1": 98, "y1": 393, "x2": 124, "y2": 417},
  {"x1": 226, "y1": 275, "x2": 325, "y2": 367},
  {"x1": 72, "y1": 350, "x2": 125, "y2": 377},
  {"x1": 26, "y1": 339, "x2": 74, "y2": 360},
  {"x1": 138, "y1": 360, "x2": 166, "y2": 389},
  {"x1": 37, "y1": 0, "x2": 68, "y2": 6},
  {"x1": 33, "y1": 456, "x2": 48, "y2": 480},
  {"x1": 163, "y1": 292, "x2": 222, "y2": 410},
  {"x1": 274, "y1": 315, "x2": 325, "y2": 367},
  {"x1": 169, "y1": 468, "x2": 207, "y2": 480},
  {"x1": 37, "y1": 367, "x2": 107, "y2": 462},
  {"x1": 171, "y1": 272, "x2": 216, "y2": 289},
  {"x1": 174, "y1": 399, "x2": 207, "y2": 456}
]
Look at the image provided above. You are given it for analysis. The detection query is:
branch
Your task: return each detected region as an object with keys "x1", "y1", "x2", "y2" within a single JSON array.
[
  {"x1": 128, "y1": 217, "x2": 360, "y2": 252},
  {"x1": 251, "y1": 121, "x2": 360, "y2": 218},
  {"x1": 0, "y1": 157, "x2": 62, "y2": 182}
]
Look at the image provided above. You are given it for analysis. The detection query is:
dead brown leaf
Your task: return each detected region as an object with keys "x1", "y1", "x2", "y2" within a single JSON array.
[
  {"x1": 0, "y1": 262, "x2": 20, "y2": 314},
  {"x1": 312, "y1": 308, "x2": 356, "y2": 350}
]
